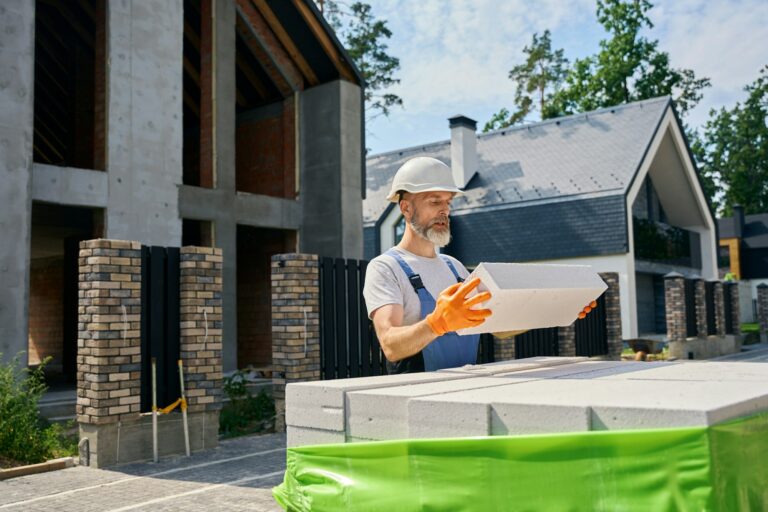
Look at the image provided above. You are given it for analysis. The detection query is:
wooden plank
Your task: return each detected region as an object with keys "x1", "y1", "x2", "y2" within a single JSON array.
[
  {"x1": 320, "y1": 257, "x2": 335, "y2": 380},
  {"x1": 334, "y1": 258, "x2": 348, "y2": 379},
  {"x1": 346, "y1": 259, "x2": 360, "y2": 378},
  {"x1": 358, "y1": 260, "x2": 372, "y2": 376},
  {"x1": 290, "y1": 0, "x2": 357, "y2": 83},
  {"x1": 252, "y1": 0, "x2": 319, "y2": 86},
  {"x1": 236, "y1": 0, "x2": 304, "y2": 93}
]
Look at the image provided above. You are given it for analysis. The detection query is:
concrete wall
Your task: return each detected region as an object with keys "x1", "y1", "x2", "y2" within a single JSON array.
[
  {"x1": 104, "y1": 0, "x2": 183, "y2": 246},
  {"x1": 300, "y1": 80, "x2": 363, "y2": 259},
  {"x1": 0, "y1": 1, "x2": 35, "y2": 365}
]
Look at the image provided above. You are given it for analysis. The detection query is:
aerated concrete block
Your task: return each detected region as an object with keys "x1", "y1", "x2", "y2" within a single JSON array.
[
  {"x1": 287, "y1": 426, "x2": 346, "y2": 448},
  {"x1": 492, "y1": 360, "x2": 629, "y2": 380},
  {"x1": 439, "y1": 356, "x2": 587, "y2": 376},
  {"x1": 594, "y1": 361, "x2": 768, "y2": 382}
]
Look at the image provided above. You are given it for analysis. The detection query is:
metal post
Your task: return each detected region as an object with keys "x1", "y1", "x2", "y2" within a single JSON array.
[
  {"x1": 152, "y1": 357, "x2": 158, "y2": 463},
  {"x1": 178, "y1": 359, "x2": 191, "y2": 457}
]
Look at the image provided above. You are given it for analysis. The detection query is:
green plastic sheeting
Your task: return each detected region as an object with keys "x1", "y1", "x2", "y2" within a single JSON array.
[{"x1": 273, "y1": 411, "x2": 768, "y2": 511}]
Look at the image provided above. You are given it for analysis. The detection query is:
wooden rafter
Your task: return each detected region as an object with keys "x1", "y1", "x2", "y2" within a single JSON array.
[
  {"x1": 252, "y1": 0, "x2": 319, "y2": 86},
  {"x1": 235, "y1": 15, "x2": 292, "y2": 98},
  {"x1": 236, "y1": 53, "x2": 269, "y2": 98},
  {"x1": 184, "y1": 90, "x2": 200, "y2": 118},
  {"x1": 236, "y1": 0, "x2": 304, "y2": 93},
  {"x1": 291, "y1": 0, "x2": 357, "y2": 83},
  {"x1": 40, "y1": 0, "x2": 95, "y2": 48},
  {"x1": 184, "y1": 19, "x2": 201, "y2": 50},
  {"x1": 183, "y1": 56, "x2": 201, "y2": 87}
]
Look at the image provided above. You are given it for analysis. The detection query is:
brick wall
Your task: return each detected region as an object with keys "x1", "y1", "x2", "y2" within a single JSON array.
[
  {"x1": 180, "y1": 246, "x2": 223, "y2": 413},
  {"x1": 76, "y1": 240, "x2": 142, "y2": 424},
  {"x1": 557, "y1": 325, "x2": 575, "y2": 357},
  {"x1": 714, "y1": 282, "x2": 726, "y2": 336},
  {"x1": 727, "y1": 282, "x2": 740, "y2": 335},
  {"x1": 664, "y1": 273, "x2": 686, "y2": 343},
  {"x1": 600, "y1": 272, "x2": 623, "y2": 360},
  {"x1": 694, "y1": 279, "x2": 707, "y2": 337},
  {"x1": 493, "y1": 336, "x2": 516, "y2": 361},
  {"x1": 271, "y1": 254, "x2": 320, "y2": 431},
  {"x1": 758, "y1": 284, "x2": 768, "y2": 340},
  {"x1": 199, "y1": 0, "x2": 213, "y2": 188},
  {"x1": 28, "y1": 257, "x2": 64, "y2": 366},
  {"x1": 235, "y1": 98, "x2": 296, "y2": 198}
]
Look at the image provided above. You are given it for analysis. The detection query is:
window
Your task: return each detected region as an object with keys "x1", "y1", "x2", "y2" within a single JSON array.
[{"x1": 394, "y1": 215, "x2": 406, "y2": 245}]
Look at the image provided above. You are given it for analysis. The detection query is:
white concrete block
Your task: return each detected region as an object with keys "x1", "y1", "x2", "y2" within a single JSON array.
[
  {"x1": 287, "y1": 426, "x2": 346, "y2": 448},
  {"x1": 285, "y1": 372, "x2": 472, "y2": 430},
  {"x1": 492, "y1": 360, "x2": 654, "y2": 380},
  {"x1": 347, "y1": 377, "x2": 532, "y2": 440},
  {"x1": 491, "y1": 403, "x2": 591, "y2": 435},
  {"x1": 408, "y1": 398, "x2": 491, "y2": 439},
  {"x1": 439, "y1": 356, "x2": 587, "y2": 376},
  {"x1": 595, "y1": 361, "x2": 768, "y2": 382}
]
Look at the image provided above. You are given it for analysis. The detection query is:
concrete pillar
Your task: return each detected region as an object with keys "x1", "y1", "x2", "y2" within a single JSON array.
[
  {"x1": 694, "y1": 278, "x2": 707, "y2": 338},
  {"x1": 271, "y1": 254, "x2": 320, "y2": 432},
  {"x1": 713, "y1": 281, "x2": 726, "y2": 336},
  {"x1": 211, "y1": 0, "x2": 236, "y2": 192},
  {"x1": 105, "y1": 0, "x2": 183, "y2": 246},
  {"x1": 0, "y1": 1, "x2": 35, "y2": 365},
  {"x1": 758, "y1": 284, "x2": 768, "y2": 343},
  {"x1": 664, "y1": 273, "x2": 686, "y2": 343},
  {"x1": 299, "y1": 80, "x2": 363, "y2": 259},
  {"x1": 599, "y1": 272, "x2": 623, "y2": 360}
]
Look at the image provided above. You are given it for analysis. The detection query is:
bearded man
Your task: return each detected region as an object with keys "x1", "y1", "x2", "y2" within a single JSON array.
[{"x1": 363, "y1": 157, "x2": 493, "y2": 374}]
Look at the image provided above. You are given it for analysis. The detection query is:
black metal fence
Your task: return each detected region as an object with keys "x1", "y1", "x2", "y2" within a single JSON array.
[
  {"x1": 575, "y1": 294, "x2": 608, "y2": 356},
  {"x1": 684, "y1": 279, "x2": 697, "y2": 337},
  {"x1": 724, "y1": 284, "x2": 734, "y2": 335},
  {"x1": 705, "y1": 281, "x2": 717, "y2": 335},
  {"x1": 515, "y1": 328, "x2": 559, "y2": 358},
  {"x1": 140, "y1": 246, "x2": 181, "y2": 413}
]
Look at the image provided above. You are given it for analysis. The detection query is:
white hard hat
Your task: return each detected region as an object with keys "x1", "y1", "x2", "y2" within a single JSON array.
[{"x1": 385, "y1": 157, "x2": 463, "y2": 203}]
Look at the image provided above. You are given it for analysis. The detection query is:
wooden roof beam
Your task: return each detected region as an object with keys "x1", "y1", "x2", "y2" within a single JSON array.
[
  {"x1": 291, "y1": 0, "x2": 357, "y2": 83},
  {"x1": 236, "y1": 54, "x2": 270, "y2": 98},
  {"x1": 236, "y1": 0, "x2": 304, "y2": 94}
]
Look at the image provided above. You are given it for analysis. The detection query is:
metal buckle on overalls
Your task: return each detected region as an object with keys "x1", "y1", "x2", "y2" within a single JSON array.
[{"x1": 409, "y1": 274, "x2": 425, "y2": 290}]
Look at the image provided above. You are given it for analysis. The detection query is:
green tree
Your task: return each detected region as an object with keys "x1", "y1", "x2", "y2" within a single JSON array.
[
  {"x1": 550, "y1": 0, "x2": 710, "y2": 117},
  {"x1": 317, "y1": 1, "x2": 403, "y2": 122},
  {"x1": 484, "y1": 30, "x2": 569, "y2": 132},
  {"x1": 692, "y1": 66, "x2": 768, "y2": 216}
]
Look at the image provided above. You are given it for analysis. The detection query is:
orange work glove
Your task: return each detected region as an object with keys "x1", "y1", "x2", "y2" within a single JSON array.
[
  {"x1": 577, "y1": 300, "x2": 598, "y2": 319},
  {"x1": 426, "y1": 277, "x2": 492, "y2": 336}
]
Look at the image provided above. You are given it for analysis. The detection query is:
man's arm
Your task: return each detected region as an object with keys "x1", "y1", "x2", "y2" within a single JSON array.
[{"x1": 371, "y1": 304, "x2": 438, "y2": 362}]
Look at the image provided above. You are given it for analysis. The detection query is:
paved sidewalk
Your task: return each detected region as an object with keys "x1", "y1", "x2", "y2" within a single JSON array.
[{"x1": 0, "y1": 433, "x2": 287, "y2": 512}]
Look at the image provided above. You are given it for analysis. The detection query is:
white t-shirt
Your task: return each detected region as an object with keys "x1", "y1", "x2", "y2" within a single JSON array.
[{"x1": 363, "y1": 247, "x2": 470, "y2": 324}]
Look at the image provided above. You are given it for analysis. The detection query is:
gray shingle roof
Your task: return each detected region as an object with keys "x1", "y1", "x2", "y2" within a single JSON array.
[{"x1": 364, "y1": 96, "x2": 671, "y2": 226}]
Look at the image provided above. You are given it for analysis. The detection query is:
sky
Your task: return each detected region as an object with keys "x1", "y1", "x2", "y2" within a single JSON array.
[{"x1": 361, "y1": 0, "x2": 768, "y2": 156}]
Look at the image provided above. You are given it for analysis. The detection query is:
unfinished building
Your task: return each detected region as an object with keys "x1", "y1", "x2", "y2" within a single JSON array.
[{"x1": 0, "y1": 0, "x2": 364, "y2": 377}]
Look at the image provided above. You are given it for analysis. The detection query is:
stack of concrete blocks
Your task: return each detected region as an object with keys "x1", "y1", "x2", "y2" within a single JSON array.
[
  {"x1": 271, "y1": 254, "x2": 321, "y2": 432},
  {"x1": 77, "y1": 239, "x2": 223, "y2": 467},
  {"x1": 665, "y1": 273, "x2": 742, "y2": 359},
  {"x1": 286, "y1": 358, "x2": 768, "y2": 447},
  {"x1": 759, "y1": 284, "x2": 768, "y2": 343}
]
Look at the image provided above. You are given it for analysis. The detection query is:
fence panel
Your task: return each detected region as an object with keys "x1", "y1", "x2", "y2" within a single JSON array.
[
  {"x1": 705, "y1": 281, "x2": 716, "y2": 336},
  {"x1": 515, "y1": 328, "x2": 559, "y2": 358},
  {"x1": 684, "y1": 279, "x2": 697, "y2": 337},
  {"x1": 724, "y1": 284, "x2": 734, "y2": 335},
  {"x1": 478, "y1": 333, "x2": 495, "y2": 364},
  {"x1": 575, "y1": 294, "x2": 608, "y2": 357}
]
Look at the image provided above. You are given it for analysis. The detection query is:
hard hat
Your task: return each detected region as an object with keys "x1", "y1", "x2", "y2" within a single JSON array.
[{"x1": 385, "y1": 157, "x2": 463, "y2": 203}]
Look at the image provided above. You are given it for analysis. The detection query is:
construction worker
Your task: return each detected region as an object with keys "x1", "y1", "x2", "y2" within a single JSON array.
[
  {"x1": 364, "y1": 156, "x2": 594, "y2": 374},
  {"x1": 363, "y1": 157, "x2": 495, "y2": 374}
]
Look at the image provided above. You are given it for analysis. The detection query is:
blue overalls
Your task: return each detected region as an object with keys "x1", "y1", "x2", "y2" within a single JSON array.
[{"x1": 385, "y1": 249, "x2": 481, "y2": 373}]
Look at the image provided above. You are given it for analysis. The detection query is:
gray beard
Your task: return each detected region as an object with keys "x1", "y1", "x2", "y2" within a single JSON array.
[{"x1": 410, "y1": 219, "x2": 451, "y2": 247}]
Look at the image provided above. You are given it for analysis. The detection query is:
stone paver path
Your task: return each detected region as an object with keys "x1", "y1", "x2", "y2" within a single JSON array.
[{"x1": 0, "y1": 433, "x2": 286, "y2": 512}]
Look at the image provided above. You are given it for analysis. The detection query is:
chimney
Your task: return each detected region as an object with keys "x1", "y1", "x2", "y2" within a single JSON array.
[
  {"x1": 449, "y1": 115, "x2": 477, "y2": 188},
  {"x1": 733, "y1": 204, "x2": 745, "y2": 238}
]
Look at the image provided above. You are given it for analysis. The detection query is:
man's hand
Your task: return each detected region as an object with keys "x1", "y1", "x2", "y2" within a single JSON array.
[
  {"x1": 577, "y1": 301, "x2": 598, "y2": 319},
  {"x1": 426, "y1": 277, "x2": 492, "y2": 336}
]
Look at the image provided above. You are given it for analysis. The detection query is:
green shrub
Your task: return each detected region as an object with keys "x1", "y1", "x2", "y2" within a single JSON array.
[
  {"x1": 219, "y1": 370, "x2": 275, "y2": 438},
  {"x1": 0, "y1": 353, "x2": 76, "y2": 465}
]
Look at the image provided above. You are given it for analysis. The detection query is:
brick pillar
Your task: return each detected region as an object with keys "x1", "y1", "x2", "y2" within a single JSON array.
[
  {"x1": 557, "y1": 325, "x2": 575, "y2": 357},
  {"x1": 179, "y1": 247, "x2": 223, "y2": 415},
  {"x1": 694, "y1": 278, "x2": 707, "y2": 337},
  {"x1": 77, "y1": 240, "x2": 142, "y2": 426},
  {"x1": 599, "y1": 272, "x2": 622, "y2": 360},
  {"x1": 713, "y1": 281, "x2": 726, "y2": 336},
  {"x1": 271, "y1": 254, "x2": 321, "y2": 432},
  {"x1": 758, "y1": 284, "x2": 768, "y2": 343},
  {"x1": 664, "y1": 272, "x2": 686, "y2": 343},
  {"x1": 727, "y1": 282, "x2": 741, "y2": 335},
  {"x1": 493, "y1": 336, "x2": 516, "y2": 361}
]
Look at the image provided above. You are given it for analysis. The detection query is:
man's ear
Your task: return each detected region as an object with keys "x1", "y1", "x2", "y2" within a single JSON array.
[{"x1": 399, "y1": 199, "x2": 411, "y2": 219}]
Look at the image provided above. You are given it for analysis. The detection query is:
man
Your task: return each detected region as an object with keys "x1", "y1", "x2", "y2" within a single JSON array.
[{"x1": 364, "y1": 157, "x2": 594, "y2": 374}]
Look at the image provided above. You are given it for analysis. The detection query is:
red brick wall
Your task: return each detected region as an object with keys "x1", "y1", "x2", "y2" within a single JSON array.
[
  {"x1": 93, "y1": 0, "x2": 106, "y2": 171},
  {"x1": 199, "y1": 0, "x2": 214, "y2": 188},
  {"x1": 235, "y1": 97, "x2": 296, "y2": 199},
  {"x1": 237, "y1": 227, "x2": 297, "y2": 368},
  {"x1": 28, "y1": 257, "x2": 64, "y2": 367}
]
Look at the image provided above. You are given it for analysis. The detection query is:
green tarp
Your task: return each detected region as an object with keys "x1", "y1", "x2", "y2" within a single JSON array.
[{"x1": 273, "y1": 411, "x2": 768, "y2": 511}]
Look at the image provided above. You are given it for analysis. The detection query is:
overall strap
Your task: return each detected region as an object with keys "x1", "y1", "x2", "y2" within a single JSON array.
[
  {"x1": 386, "y1": 249, "x2": 427, "y2": 293},
  {"x1": 438, "y1": 254, "x2": 464, "y2": 283}
]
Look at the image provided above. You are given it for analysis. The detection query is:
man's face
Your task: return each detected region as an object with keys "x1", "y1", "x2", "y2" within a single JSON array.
[{"x1": 401, "y1": 191, "x2": 453, "y2": 247}]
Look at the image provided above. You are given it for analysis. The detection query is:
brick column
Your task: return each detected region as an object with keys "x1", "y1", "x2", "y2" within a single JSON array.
[
  {"x1": 694, "y1": 278, "x2": 707, "y2": 337},
  {"x1": 557, "y1": 325, "x2": 575, "y2": 357},
  {"x1": 493, "y1": 336, "x2": 516, "y2": 361},
  {"x1": 77, "y1": 240, "x2": 142, "y2": 426},
  {"x1": 271, "y1": 254, "x2": 320, "y2": 432},
  {"x1": 758, "y1": 284, "x2": 768, "y2": 343},
  {"x1": 664, "y1": 273, "x2": 686, "y2": 343},
  {"x1": 179, "y1": 247, "x2": 223, "y2": 414},
  {"x1": 727, "y1": 282, "x2": 741, "y2": 335},
  {"x1": 599, "y1": 272, "x2": 622, "y2": 360},
  {"x1": 713, "y1": 281, "x2": 726, "y2": 336}
]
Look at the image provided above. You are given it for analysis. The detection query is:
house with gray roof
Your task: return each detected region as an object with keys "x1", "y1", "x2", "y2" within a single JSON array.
[{"x1": 364, "y1": 97, "x2": 718, "y2": 340}]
